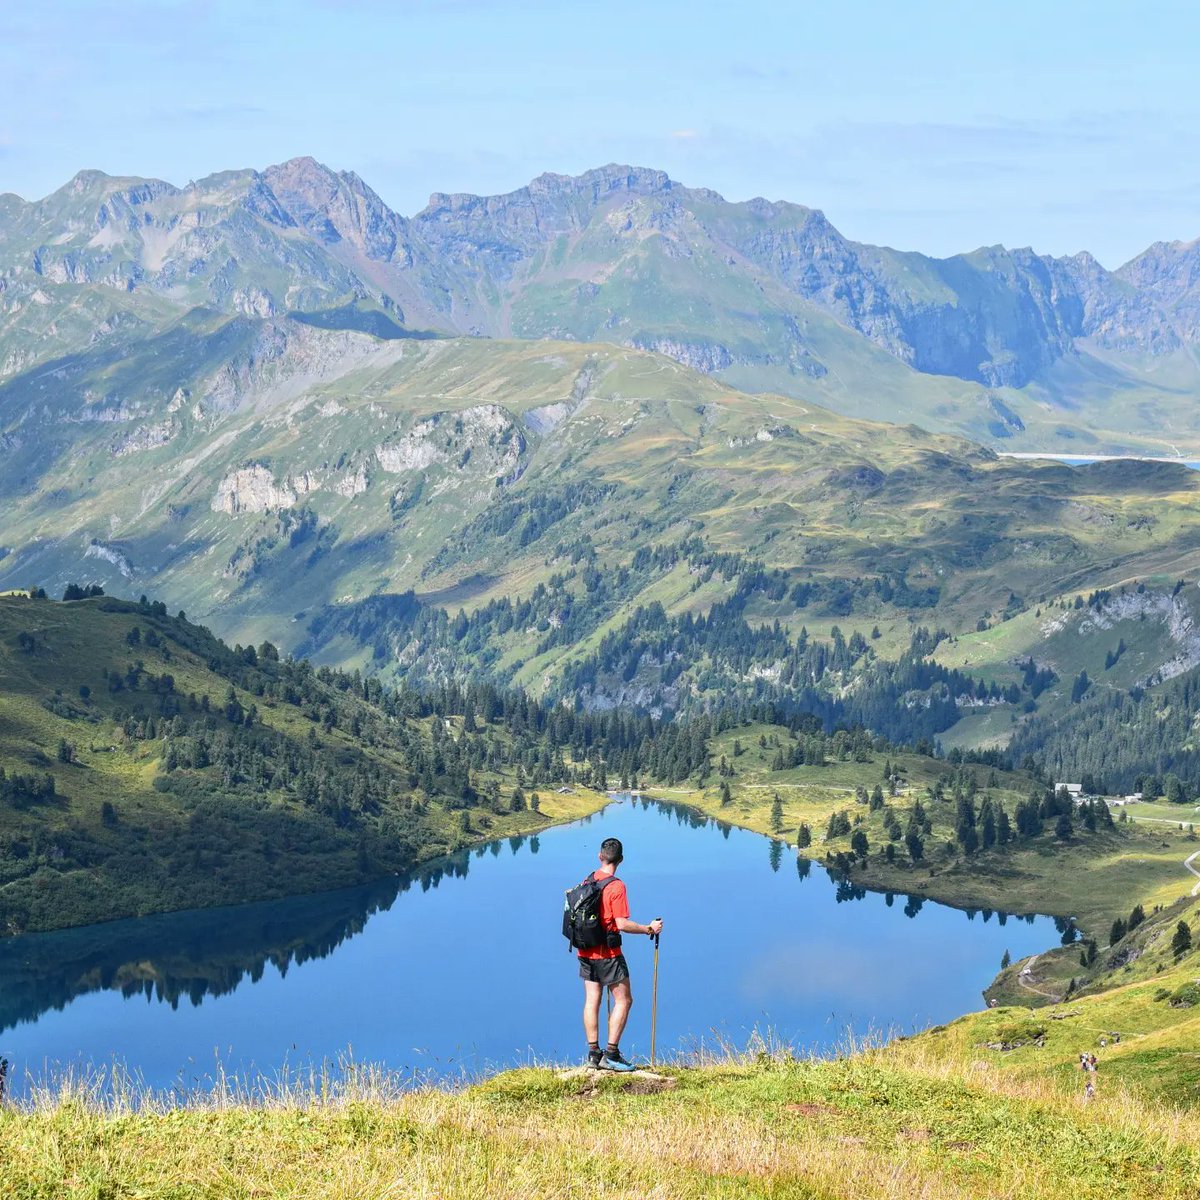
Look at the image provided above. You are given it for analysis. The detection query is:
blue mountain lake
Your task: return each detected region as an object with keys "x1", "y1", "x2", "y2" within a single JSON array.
[{"x1": 0, "y1": 797, "x2": 1057, "y2": 1096}]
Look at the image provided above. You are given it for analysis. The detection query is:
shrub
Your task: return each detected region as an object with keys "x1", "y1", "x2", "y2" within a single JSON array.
[{"x1": 1168, "y1": 982, "x2": 1200, "y2": 1008}]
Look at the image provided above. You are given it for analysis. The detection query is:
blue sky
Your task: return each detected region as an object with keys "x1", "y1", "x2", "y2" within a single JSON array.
[{"x1": 1, "y1": 0, "x2": 1197, "y2": 266}]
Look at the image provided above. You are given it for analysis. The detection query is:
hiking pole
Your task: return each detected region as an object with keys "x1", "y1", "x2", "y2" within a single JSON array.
[{"x1": 650, "y1": 920, "x2": 661, "y2": 1068}]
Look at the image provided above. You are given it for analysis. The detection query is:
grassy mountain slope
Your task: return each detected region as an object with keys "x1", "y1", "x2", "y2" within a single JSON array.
[
  {"x1": 0, "y1": 592, "x2": 604, "y2": 934},
  {"x1": 652, "y1": 722, "x2": 1198, "y2": 936},
  {"x1": 6, "y1": 325, "x2": 1200, "y2": 719},
  {"x1": 931, "y1": 580, "x2": 1200, "y2": 769}
]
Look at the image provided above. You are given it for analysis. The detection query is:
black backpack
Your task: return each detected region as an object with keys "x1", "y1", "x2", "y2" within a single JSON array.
[{"x1": 562, "y1": 873, "x2": 621, "y2": 950}]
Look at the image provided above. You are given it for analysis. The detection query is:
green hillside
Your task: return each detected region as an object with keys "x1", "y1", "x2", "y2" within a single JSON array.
[
  {"x1": 651, "y1": 720, "x2": 1198, "y2": 936},
  {"x1": 930, "y1": 580, "x2": 1200, "y2": 802},
  {"x1": 0, "y1": 591, "x2": 608, "y2": 934},
  {"x1": 11, "y1": 590, "x2": 1195, "y2": 941},
  {"x1": 6, "y1": 326, "x2": 1200, "y2": 733}
]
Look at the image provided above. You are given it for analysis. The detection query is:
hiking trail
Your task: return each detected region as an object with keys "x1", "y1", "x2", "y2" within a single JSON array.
[
  {"x1": 1015, "y1": 953, "x2": 1060, "y2": 1001},
  {"x1": 1185, "y1": 849, "x2": 1200, "y2": 896}
]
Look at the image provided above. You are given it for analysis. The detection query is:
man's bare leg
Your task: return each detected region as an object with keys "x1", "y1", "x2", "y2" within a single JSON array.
[
  {"x1": 607, "y1": 978, "x2": 633, "y2": 1047},
  {"x1": 582, "y1": 979, "x2": 603, "y2": 1045}
]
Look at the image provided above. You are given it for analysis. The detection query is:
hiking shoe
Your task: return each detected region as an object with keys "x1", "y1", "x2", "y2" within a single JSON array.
[
  {"x1": 587, "y1": 1049, "x2": 604, "y2": 1069},
  {"x1": 600, "y1": 1049, "x2": 637, "y2": 1072}
]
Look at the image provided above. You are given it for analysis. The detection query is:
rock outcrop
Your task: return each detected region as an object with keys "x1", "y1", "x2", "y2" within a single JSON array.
[
  {"x1": 211, "y1": 466, "x2": 299, "y2": 515},
  {"x1": 375, "y1": 404, "x2": 524, "y2": 482}
]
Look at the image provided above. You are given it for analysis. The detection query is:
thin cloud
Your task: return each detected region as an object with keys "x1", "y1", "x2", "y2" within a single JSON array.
[
  {"x1": 670, "y1": 129, "x2": 699, "y2": 140},
  {"x1": 159, "y1": 104, "x2": 269, "y2": 123}
]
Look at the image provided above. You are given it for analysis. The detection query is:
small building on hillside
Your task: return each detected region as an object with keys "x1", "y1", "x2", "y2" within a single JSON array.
[{"x1": 1056, "y1": 782, "x2": 1084, "y2": 797}]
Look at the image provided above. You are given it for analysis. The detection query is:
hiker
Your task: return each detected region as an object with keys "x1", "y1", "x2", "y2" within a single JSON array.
[{"x1": 567, "y1": 837, "x2": 663, "y2": 1071}]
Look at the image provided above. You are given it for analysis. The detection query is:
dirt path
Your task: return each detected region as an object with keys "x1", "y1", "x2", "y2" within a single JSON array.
[
  {"x1": 1185, "y1": 849, "x2": 1200, "y2": 896},
  {"x1": 1015, "y1": 953, "x2": 1060, "y2": 1001}
]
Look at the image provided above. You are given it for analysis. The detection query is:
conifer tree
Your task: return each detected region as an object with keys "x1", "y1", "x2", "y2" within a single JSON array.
[
  {"x1": 905, "y1": 819, "x2": 924, "y2": 863},
  {"x1": 955, "y1": 796, "x2": 979, "y2": 855},
  {"x1": 770, "y1": 793, "x2": 784, "y2": 833},
  {"x1": 1172, "y1": 920, "x2": 1193, "y2": 959}
]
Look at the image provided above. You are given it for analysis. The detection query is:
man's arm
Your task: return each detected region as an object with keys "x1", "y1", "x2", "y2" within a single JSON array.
[{"x1": 616, "y1": 916, "x2": 664, "y2": 936}]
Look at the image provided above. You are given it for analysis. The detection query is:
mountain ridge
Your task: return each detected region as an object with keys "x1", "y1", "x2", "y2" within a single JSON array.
[
  {"x1": 4, "y1": 156, "x2": 1199, "y2": 410},
  {"x1": 10, "y1": 156, "x2": 1188, "y2": 272}
]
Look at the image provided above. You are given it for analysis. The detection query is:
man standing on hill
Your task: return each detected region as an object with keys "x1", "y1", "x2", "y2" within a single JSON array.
[{"x1": 577, "y1": 837, "x2": 663, "y2": 1071}]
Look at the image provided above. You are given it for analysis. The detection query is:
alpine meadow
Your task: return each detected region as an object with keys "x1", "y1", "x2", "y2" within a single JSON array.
[{"x1": 2, "y1": 5, "x2": 1200, "y2": 1195}]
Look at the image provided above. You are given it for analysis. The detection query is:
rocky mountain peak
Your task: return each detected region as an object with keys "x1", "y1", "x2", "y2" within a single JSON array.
[
  {"x1": 530, "y1": 163, "x2": 674, "y2": 198},
  {"x1": 67, "y1": 169, "x2": 113, "y2": 194},
  {"x1": 739, "y1": 195, "x2": 824, "y2": 225},
  {"x1": 57, "y1": 171, "x2": 179, "y2": 207},
  {"x1": 4, "y1": 155, "x2": 1200, "y2": 402},
  {"x1": 1117, "y1": 238, "x2": 1200, "y2": 298},
  {"x1": 420, "y1": 163, "x2": 677, "y2": 227},
  {"x1": 262, "y1": 158, "x2": 406, "y2": 262}
]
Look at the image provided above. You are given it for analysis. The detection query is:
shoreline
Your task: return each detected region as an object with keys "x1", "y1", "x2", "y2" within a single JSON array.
[
  {"x1": 0, "y1": 786, "x2": 614, "y2": 944},
  {"x1": 997, "y1": 451, "x2": 1200, "y2": 466}
]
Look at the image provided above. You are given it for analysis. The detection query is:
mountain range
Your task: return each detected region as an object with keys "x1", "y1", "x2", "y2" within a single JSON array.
[{"x1": 4, "y1": 158, "x2": 1200, "y2": 450}]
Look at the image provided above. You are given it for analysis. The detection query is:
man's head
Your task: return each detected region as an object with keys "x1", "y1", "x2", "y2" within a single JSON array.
[{"x1": 599, "y1": 837, "x2": 624, "y2": 866}]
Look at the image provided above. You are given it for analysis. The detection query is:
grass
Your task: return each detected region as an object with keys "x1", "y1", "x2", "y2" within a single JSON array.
[
  {"x1": 1124, "y1": 801, "x2": 1200, "y2": 827},
  {"x1": 916, "y1": 954, "x2": 1200, "y2": 1109},
  {"x1": 10, "y1": 328, "x2": 1200, "y2": 708},
  {"x1": 3, "y1": 1016, "x2": 1199, "y2": 1199}
]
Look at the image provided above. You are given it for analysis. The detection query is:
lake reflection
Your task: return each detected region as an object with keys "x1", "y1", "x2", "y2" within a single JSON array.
[{"x1": 0, "y1": 798, "x2": 1054, "y2": 1094}]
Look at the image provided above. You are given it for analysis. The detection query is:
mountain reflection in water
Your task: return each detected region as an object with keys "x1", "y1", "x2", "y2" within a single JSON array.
[{"x1": 0, "y1": 835, "x2": 542, "y2": 1035}]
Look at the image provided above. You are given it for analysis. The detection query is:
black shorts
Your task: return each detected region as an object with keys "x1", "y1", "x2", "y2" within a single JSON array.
[{"x1": 578, "y1": 954, "x2": 630, "y2": 987}]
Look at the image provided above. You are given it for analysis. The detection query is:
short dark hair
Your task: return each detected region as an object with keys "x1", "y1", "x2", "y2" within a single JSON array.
[{"x1": 599, "y1": 837, "x2": 623, "y2": 865}]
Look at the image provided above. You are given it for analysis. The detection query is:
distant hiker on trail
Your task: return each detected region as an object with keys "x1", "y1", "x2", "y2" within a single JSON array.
[
  {"x1": 1079, "y1": 1051, "x2": 1098, "y2": 1100},
  {"x1": 562, "y1": 837, "x2": 663, "y2": 1072}
]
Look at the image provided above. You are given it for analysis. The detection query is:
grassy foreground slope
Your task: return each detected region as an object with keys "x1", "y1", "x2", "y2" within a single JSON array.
[
  {"x1": 920, "y1": 895, "x2": 1200, "y2": 1119},
  {"x1": 2, "y1": 992, "x2": 1198, "y2": 1200}
]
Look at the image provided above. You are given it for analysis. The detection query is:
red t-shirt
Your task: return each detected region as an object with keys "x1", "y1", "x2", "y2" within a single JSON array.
[{"x1": 577, "y1": 871, "x2": 629, "y2": 960}]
